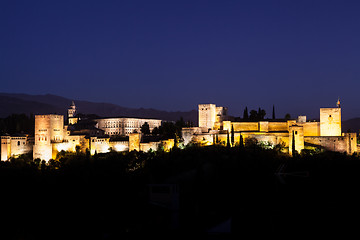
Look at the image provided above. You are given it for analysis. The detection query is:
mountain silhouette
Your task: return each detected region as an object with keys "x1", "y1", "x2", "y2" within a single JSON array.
[
  {"x1": 0, "y1": 93, "x2": 197, "y2": 122},
  {"x1": 342, "y1": 118, "x2": 360, "y2": 134}
]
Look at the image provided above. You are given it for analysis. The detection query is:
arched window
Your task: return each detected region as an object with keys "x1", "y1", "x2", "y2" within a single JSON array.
[{"x1": 17, "y1": 141, "x2": 20, "y2": 146}]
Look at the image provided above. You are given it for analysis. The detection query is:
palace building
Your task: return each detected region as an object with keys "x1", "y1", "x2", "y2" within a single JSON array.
[{"x1": 94, "y1": 117, "x2": 161, "y2": 136}]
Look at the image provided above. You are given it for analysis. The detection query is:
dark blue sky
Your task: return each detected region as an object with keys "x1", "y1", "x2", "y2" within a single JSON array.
[{"x1": 1, "y1": 0, "x2": 360, "y2": 120}]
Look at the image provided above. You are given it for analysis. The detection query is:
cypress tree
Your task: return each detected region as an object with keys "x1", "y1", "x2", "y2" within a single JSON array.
[
  {"x1": 239, "y1": 133, "x2": 244, "y2": 149},
  {"x1": 231, "y1": 125, "x2": 235, "y2": 146},
  {"x1": 272, "y1": 105, "x2": 275, "y2": 120},
  {"x1": 258, "y1": 107, "x2": 266, "y2": 120},
  {"x1": 243, "y1": 107, "x2": 249, "y2": 120},
  {"x1": 226, "y1": 130, "x2": 231, "y2": 148},
  {"x1": 292, "y1": 130, "x2": 296, "y2": 156}
]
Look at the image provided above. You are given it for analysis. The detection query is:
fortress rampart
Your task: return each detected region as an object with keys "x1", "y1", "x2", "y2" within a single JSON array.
[
  {"x1": 183, "y1": 104, "x2": 357, "y2": 155},
  {"x1": 0, "y1": 101, "x2": 357, "y2": 161}
]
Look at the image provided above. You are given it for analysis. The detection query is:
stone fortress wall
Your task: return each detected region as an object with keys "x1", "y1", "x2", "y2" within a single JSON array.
[
  {"x1": 183, "y1": 103, "x2": 357, "y2": 155},
  {"x1": 1, "y1": 135, "x2": 33, "y2": 161},
  {"x1": 1, "y1": 101, "x2": 357, "y2": 161}
]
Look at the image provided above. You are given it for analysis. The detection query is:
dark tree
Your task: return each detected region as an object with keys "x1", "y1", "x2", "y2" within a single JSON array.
[
  {"x1": 258, "y1": 108, "x2": 266, "y2": 120},
  {"x1": 243, "y1": 107, "x2": 249, "y2": 120},
  {"x1": 239, "y1": 133, "x2": 244, "y2": 149},
  {"x1": 272, "y1": 105, "x2": 275, "y2": 120},
  {"x1": 140, "y1": 122, "x2": 150, "y2": 135},
  {"x1": 158, "y1": 121, "x2": 176, "y2": 139},
  {"x1": 226, "y1": 130, "x2": 230, "y2": 148},
  {"x1": 152, "y1": 127, "x2": 159, "y2": 135},
  {"x1": 285, "y1": 113, "x2": 291, "y2": 120},
  {"x1": 175, "y1": 117, "x2": 185, "y2": 129},
  {"x1": 157, "y1": 119, "x2": 184, "y2": 140},
  {"x1": 231, "y1": 124, "x2": 235, "y2": 146},
  {"x1": 186, "y1": 121, "x2": 194, "y2": 127},
  {"x1": 292, "y1": 130, "x2": 296, "y2": 156},
  {"x1": 175, "y1": 117, "x2": 186, "y2": 138},
  {"x1": 249, "y1": 110, "x2": 258, "y2": 120}
]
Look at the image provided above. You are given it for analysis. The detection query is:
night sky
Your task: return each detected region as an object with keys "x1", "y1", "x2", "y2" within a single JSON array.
[{"x1": 1, "y1": 0, "x2": 360, "y2": 120}]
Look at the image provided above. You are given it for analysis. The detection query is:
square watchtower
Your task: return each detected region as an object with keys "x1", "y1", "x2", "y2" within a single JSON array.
[{"x1": 320, "y1": 108, "x2": 341, "y2": 136}]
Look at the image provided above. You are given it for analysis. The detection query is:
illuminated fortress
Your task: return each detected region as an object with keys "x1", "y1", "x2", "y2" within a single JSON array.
[
  {"x1": 182, "y1": 103, "x2": 357, "y2": 155},
  {"x1": 0, "y1": 101, "x2": 358, "y2": 161},
  {"x1": 1, "y1": 102, "x2": 173, "y2": 161}
]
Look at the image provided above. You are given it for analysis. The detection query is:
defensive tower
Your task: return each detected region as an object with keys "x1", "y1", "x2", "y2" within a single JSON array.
[
  {"x1": 320, "y1": 108, "x2": 341, "y2": 136},
  {"x1": 33, "y1": 114, "x2": 64, "y2": 161}
]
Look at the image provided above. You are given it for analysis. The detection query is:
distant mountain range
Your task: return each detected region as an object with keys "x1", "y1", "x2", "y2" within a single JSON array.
[
  {"x1": 342, "y1": 118, "x2": 360, "y2": 134},
  {"x1": 0, "y1": 93, "x2": 198, "y2": 123}
]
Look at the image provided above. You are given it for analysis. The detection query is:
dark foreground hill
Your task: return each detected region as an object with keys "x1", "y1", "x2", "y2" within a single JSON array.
[
  {"x1": 0, "y1": 93, "x2": 197, "y2": 122},
  {"x1": 1, "y1": 146, "x2": 360, "y2": 238}
]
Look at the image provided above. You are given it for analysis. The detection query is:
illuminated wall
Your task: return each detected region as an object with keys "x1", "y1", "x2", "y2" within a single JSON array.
[
  {"x1": 52, "y1": 135, "x2": 87, "y2": 158},
  {"x1": 10, "y1": 136, "x2": 32, "y2": 158},
  {"x1": 240, "y1": 132, "x2": 289, "y2": 148},
  {"x1": 188, "y1": 133, "x2": 215, "y2": 146},
  {"x1": 232, "y1": 122, "x2": 259, "y2": 132},
  {"x1": 301, "y1": 122, "x2": 320, "y2": 136},
  {"x1": 89, "y1": 137, "x2": 130, "y2": 155},
  {"x1": 140, "y1": 142, "x2": 160, "y2": 152},
  {"x1": 222, "y1": 121, "x2": 231, "y2": 132},
  {"x1": 268, "y1": 122, "x2": 288, "y2": 132},
  {"x1": 1, "y1": 135, "x2": 33, "y2": 161},
  {"x1": 320, "y1": 108, "x2": 341, "y2": 136},
  {"x1": 182, "y1": 127, "x2": 203, "y2": 145},
  {"x1": 259, "y1": 121, "x2": 269, "y2": 132},
  {"x1": 304, "y1": 133, "x2": 357, "y2": 154},
  {"x1": 231, "y1": 121, "x2": 298, "y2": 133},
  {"x1": 110, "y1": 141, "x2": 129, "y2": 152},
  {"x1": 129, "y1": 133, "x2": 141, "y2": 151}
]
